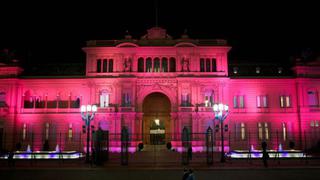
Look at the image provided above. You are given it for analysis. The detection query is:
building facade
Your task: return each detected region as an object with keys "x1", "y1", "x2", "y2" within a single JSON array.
[{"x1": 1, "y1": 27, "x2": 320, "y2": 153}]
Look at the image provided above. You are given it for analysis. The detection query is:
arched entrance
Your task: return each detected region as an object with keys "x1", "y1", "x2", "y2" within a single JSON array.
[{"x1": 142, "y1": 92, "x2": 171, "y2": 145}]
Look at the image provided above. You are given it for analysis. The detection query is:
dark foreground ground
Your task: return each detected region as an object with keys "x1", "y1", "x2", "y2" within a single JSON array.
[{"x1": 1, "y1": 168, "x2": 320, "y2": 180}]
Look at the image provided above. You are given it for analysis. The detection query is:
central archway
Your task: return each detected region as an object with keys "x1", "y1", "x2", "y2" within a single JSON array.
[{"x1": 142, "y1": 92, "x2": 171, "y2": 145}]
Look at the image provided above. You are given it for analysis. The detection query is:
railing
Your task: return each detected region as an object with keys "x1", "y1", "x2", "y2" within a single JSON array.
[
  {"x1": 1, "y1": 131, "x2": 319, "y2": 154},
  {"x1": 120, "y1": 107, "x2": 135, "y2": 112},
  {"x1": 21, "y1": 108, "x2": 80, "y2": 113}
]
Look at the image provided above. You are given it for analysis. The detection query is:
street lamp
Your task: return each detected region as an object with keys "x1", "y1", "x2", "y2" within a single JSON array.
[
  {"x1": 213, "y1": 103, "x2": 229, "y2": 162},
  {"x1": 81, "y1": 104, "x2": 97, "y2": 163}
]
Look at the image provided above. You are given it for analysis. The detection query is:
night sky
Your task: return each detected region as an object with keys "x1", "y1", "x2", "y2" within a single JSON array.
[{"x1": 0, "y1": 1, "x2": 319, "y2": 65}]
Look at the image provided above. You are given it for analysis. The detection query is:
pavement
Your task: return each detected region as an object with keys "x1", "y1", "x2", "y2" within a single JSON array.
[
  {"x1": 1, "y1": 167, "x2": 320, "y2": 180},
  {"x1": 1, "y1": 145, "x2": 320, "y2": 170},
  {"x1": 1, "y1": 157, "x2": 320, "y2": 170}
]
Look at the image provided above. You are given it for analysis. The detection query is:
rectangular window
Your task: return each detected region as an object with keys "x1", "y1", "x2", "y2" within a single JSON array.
[
  {"x1": 311, "y1": 120, "x2": 319, "y2": 128},
  {"x1": 68, "y1": 123, "x2": 73, "y2": 140},
  {"x1": 122, "y1": 93, "x2": 131, "y2": 107},
  {"x1": 205, "y1": 96, "x2": 209, "y2": 107},
  {"x1": 257, "y1": 95, "x2": 268, "y2": 108},
  {"x1": 282, "y1": 123, "x2": 287, "y2": 141},
  {"x1": 258, "y1": 122, "x2": 269, "y2": 140},
  {"x1": 100, "y1": 93, "x2": 109, "y2": 108},
  {"x1": 286, "y1": 96, "x2": 291, "y2": 107},
  {"x1": 264, "y1": 123, "x2": 269, "y2": 140},
  {"x1": 234, "y1": 95, "x2": 245, "y2": 108},
  {"x1": 0, "y1": 92, "x2": 5, "y2": 102},
  {"x1": 233, "y1": 96, "x2": 238, "y2": 108},
  {"x1": 256, "y1": 96, "x2": 261, "y2": 108},
  {"x1": 280, "y1": 95, "x2": 291, "y2": 108},
  {"x1": 241, "y1": 123, "x2": 246, "y2": 140},
  {"x1": 181, "y1": 93, "x2": 190, "y2": 107},
  {"x1": 310, "y1": 121, "x2": 315, "y2": 127},
  {"x1": 45, "y1": 123, "x2": 50, "y2": 140},
  {"x1": 263, "y1": 96, "x2": 268, "y2": 107},
  {"x1": 308, "y1": 91, "x2": 318, "y2": 106},
  {"x1": 239, "y1": 96, "x2": 244, "y2": 108},
  {"x1": 258, "y1": 123, "x2": 263, "y2": 140},
  {"x1": 280, "y1": 96, "x2": 285, "y2": 107},
  {"x1": 22, "y1": 123, "x2": 27, "y2": 140},
  {"x1": 96, "y1": 59, "x2": 101, "y2": 73},
  {"x1": 204, "y1": 91, "x2": 214, "y2": 107}
]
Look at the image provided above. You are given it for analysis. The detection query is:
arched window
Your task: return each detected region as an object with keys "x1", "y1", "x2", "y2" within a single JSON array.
[
  {"x1": 200, "y1": 58, "x2": 205, "y2": 72},
  {"x1": 169, "y1": 57, "x2": 176, "y2": 72},
  {"x1": 23, "y1": 91, "x2": 34, "y2": 108},
  {"x1": 103, "y1": 59, "x2": 108, "y2": 72},
  {"x1": 100, "y1": 90, "x2": 110, "y2": 108},
  {"x1": 204, "y1": 90, "x2": 214, "y2": 107},
  {"x1": 212, "y1": 58, "x2": 217, "y2": 72},
  {"x1": 206, "y1": 58, "x2": 211, "y2": 72},
  {"x1": 146, "y1": 58, "x2": 152, "y2": 72},
  {"x1": 154, "y1": 58, "x2": 160, "y2": 72},
  {"x1": 138, "y1": 57, "x2": 144, "y2": 72},
  {"x1": 108, "y1": 59, "x2": 113, "y2": 72},
  {"x1": 96, "y1": 59, "x2": 101, "y2": 73},
  {"x1": 161, "y1": 57, "x2": 168, "y2": 72},
  {"x1": 0, "y1": 92, "x2": 6, "y2": 107}
]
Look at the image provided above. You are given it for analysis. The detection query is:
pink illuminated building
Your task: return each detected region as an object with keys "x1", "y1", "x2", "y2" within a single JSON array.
[{"x1": 1, "y1": 27, "x2": 320, "y2": 153}]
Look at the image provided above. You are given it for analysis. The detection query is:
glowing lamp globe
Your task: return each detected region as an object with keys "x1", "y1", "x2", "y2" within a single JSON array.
[
  {"x1": 224, "y1": 105, "x2": 229, "y2": 111},
  {"x1": 213, "y1": 104, "x2": 218, "y2": 112},
  {"x1": 81, "y1": 105, "x2": 86, "y2": 112},
  {"x1": 86, "y1": 105, "x2": 92, "y2": 112},
  {"x1": 92, "y1": 105, "x2": 97, "y2": 112}
]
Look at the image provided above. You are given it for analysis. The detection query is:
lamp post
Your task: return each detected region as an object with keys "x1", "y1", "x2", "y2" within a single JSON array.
[
  {"x1": 213, "y1": 103, "x2": 229, "y2": 163},
  {"x1": 81, "y1": 104, "x2": 97, "y2": 163}
]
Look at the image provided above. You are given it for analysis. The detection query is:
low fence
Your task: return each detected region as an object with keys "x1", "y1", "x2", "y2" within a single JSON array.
[{"x1": 0, "y1": 130, "x2": 319, "y2": 153}]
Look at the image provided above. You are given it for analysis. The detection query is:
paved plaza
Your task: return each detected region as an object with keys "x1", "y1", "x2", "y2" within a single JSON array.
[
  {"x1": 1, "y1": 145, "x2": 320, "y2": 180},
  {"x1": 1, "y1": 168, "x2": 320, "y2": 180}
]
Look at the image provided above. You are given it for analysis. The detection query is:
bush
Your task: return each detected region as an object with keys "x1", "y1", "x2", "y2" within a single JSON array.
[
  {"x1": 15, "y1": 142, "x2": 22, "y2": 151},
  {"x1": 138, "y1": 143, "x2": 144, "y2": 151},
  {"x1": 289, "y1": 141, "x2": 295, "y2": 149},
  {"x1": 166, "y1": 142, "x2": 172, "y2": 150},
  {"x1": 43, "y1": 140, "x2": 49, "y2": 151}
]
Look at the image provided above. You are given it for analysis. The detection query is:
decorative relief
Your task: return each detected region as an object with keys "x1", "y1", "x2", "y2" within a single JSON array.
[
  {"x1": 136, "y1": 79, "x2": 177, "y2": 96},
  {"x1": 123, "y1": 56, "x2": 132, "y2": 72},
  {"x1": 180, "y1": 56, "x2": 190, "y2": 72}
]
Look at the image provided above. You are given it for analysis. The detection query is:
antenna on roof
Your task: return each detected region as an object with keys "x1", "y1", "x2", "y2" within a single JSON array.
[{"x1": 155, "y1": 0, "x2": 159, "y2": 27}]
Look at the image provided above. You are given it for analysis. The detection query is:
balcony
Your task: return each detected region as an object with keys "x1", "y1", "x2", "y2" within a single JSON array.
[
  {"x1": 97, "y1": 106, "x2": 115, "y2": 113},
  {"x1": 197, "y1": 107, "x2": 213, "y2": 112},
  {"x1": 120, "y1": 107, "x2": 135, "y2": 112},
  {"x1": 21, "y1": 108, "x2": 80, "y2": 113},
  {"x1": 179, "y1": 107, "x2": 194, "y2": 112}
]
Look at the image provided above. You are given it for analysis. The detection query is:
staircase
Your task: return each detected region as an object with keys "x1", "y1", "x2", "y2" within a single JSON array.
[
  {"x1": 129, "y1": 145, "x2": 181, "y2": 167},
  {"x1": 104, "y1": 145, "x2": 182, "y2": 167}
]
